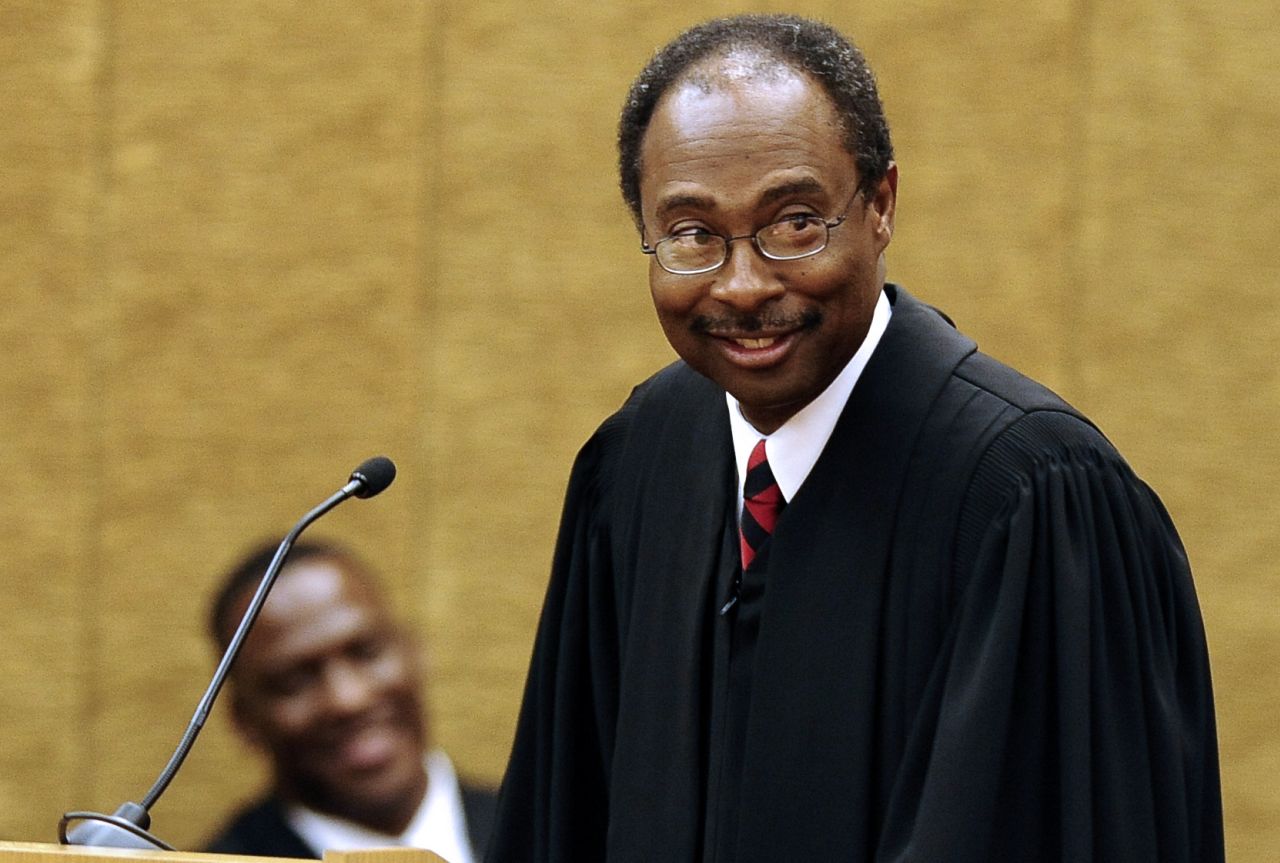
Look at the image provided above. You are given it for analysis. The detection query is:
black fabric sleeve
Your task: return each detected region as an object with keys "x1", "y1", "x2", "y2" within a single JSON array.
[
  {"x1": 485, "y1": 430, "x2": 622, "y2": 863},
  {"x1": 878, "y1": 413, "x2": 1223, "y2": 862}
]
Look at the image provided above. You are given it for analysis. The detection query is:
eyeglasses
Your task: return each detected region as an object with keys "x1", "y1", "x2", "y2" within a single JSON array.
[{"x1": 641, "y1": 187, "x2": 865, "y2": 276}]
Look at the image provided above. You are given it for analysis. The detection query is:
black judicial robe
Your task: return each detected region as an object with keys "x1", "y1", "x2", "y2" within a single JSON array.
[{"x1": 486, "y1": 285, "x2": 1223, "y2": 863}]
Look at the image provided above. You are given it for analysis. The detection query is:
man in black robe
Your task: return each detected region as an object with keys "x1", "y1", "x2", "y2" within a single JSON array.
[{"x1": 487, "y1": 14, "x2": 1223, "y2": 862}]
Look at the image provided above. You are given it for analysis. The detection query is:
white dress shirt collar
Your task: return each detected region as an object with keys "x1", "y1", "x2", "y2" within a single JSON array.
[{"x1": 285, "y1": 748, "x2": 475, "y2": 863}]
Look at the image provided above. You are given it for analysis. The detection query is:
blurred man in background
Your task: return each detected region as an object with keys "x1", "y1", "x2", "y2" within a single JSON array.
[{"x1": 203, "y1": 539, "x2": 494, "y2": 862}]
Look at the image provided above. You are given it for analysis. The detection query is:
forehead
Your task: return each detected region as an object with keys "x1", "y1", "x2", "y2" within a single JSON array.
[
  {"x1": 234, "y1": 557, "x2": 392, "y2": 666},
  {"x1": 638, "y1": 62, "x2": 852, "y2": 215}
]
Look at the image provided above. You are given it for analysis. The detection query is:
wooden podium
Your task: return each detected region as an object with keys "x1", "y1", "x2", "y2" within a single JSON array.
[{"x1": 0, "y1": 842, "x2": 444, "y2": 863}]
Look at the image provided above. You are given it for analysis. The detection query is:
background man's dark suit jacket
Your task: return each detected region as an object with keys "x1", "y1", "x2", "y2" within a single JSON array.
[{"x1": 203, "y1": 784, "x2": 498, "y2": 859}]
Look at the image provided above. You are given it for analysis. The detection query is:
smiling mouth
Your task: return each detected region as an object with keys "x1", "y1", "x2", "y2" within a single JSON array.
[
  {"x1": 331, "y1": 719, "x2": 416, "y2": 772},
  {"x1": 734, "y1": 336, "x2": 778, "y2": 349},
  {"x1": 709, "y1": 330, "x2": 802, "y2": 371}
]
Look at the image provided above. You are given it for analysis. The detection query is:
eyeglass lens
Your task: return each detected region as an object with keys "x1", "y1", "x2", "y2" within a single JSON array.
[{"x1": 656, "y1": 216, "x2": 829, "y2": 274}]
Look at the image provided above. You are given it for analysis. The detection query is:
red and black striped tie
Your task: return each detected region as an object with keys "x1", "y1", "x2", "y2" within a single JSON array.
[{"x1": 740, "y1": 439, "x2": 785, "y2": 570}]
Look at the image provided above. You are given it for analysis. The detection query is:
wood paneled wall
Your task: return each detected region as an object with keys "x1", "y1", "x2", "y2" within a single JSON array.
[{"x1": 1, "y1": 1, "x2": 1275, "y2": 858}]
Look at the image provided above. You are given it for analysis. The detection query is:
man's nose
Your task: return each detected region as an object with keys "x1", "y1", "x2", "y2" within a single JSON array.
[
  {"x1": 319, "y1": 661, "x2": 377, "y2": 714},
  {"x1": 709, "y1": 240, "x2": 785, "y2": 310}
]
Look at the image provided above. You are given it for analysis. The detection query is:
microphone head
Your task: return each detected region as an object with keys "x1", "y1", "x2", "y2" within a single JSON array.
[{"x1": 349, "y1": 456, "x2": 396, "y2": 498}]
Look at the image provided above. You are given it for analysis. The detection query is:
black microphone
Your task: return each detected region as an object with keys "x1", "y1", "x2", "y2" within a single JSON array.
[
  {"x1": 59, "y1": 456, "x2": 398, "y2": 850},
  {"x1": 348, "y1": 455, "x2": 396, "y2": 499}
]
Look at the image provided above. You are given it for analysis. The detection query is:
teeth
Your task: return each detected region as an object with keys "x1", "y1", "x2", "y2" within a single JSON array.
[{"x1": 735, "y1": 337, "x2": 777, "y2": 349}]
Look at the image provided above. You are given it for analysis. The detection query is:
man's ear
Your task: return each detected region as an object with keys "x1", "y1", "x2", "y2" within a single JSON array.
[
  {"x1": 870, "y1": 161, "x2": 898, "y2": 243},
  {"x1": 229, "y1": 689, "x2": 267, "y2": 750}
]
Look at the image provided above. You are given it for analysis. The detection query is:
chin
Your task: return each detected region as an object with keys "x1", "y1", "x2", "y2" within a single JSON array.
[
  {"x1": 723, "y1": 374, "x2": 814, "y2": 413},
  {"x1": 326, "y1": 771, "x2": 420, "y2": 821}
]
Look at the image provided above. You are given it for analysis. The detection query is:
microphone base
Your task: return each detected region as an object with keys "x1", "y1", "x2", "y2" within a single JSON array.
[{"x1": 60, "y1": 801, "x2": 174, "y2": 851}]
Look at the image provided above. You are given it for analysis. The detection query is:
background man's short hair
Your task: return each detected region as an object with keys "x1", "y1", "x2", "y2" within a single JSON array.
[{"x1": 208, "y1": 538, "x2": 374, "y2": 651}]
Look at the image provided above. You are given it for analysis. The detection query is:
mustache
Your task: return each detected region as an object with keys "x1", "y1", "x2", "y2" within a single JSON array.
[{"x1": 691, "y1": 307, "x2": 822, "y2": 335}]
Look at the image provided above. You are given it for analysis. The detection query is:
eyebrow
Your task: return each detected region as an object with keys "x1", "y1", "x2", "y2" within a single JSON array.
[
  {"x1": 653, "y1": 177, "x2": 830, "y2": 223},
  {"x1": 757, "y1": 177, "x2": 826, "y2": 205},
  {"x1": 654, "y1": 193, "x2": 717, "y2": 223}
]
